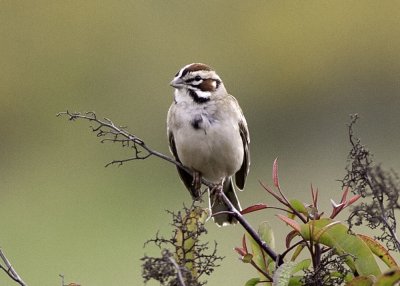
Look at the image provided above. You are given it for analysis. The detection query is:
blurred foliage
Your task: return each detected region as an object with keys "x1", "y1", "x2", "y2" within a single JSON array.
[
  {"x1": 1, "y1": 1, "x2": 400, "y2": 285},
  {"x1": 142, "y1": 205, "x2": 222, "y2": 286}
]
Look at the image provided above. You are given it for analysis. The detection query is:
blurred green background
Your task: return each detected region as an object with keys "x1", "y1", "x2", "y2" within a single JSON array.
[{"x1": 1, "y1": 1, "x2": 400, "y2": 285}]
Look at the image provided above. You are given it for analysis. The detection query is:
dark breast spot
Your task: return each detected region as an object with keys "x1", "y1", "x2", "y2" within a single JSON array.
[{"x1": 191, "y1": 114, "x2": 203, "y2": 130}]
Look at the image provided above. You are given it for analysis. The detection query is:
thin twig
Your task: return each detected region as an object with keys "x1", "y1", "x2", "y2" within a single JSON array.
[
  {"x1": 259, "y1": 181, "x2": 307, "y2": 223},
  {"x1": 58, "y1": 111, "x2": 281, "y2": 265},
  {"x1": 57, "y1": 111, "x2": 213, "y2": 188},
  {"x1": 0, "y1": 249, "x2": 27, "y2": 286},
  {"x1": 168, "y1": 256, "x2": 187, "y2": 286},
  {"x1": 250, "y1": 260, "x2": 273, "y2": 281},
  {"x1": 344, "y1": 114, "x2": 400, "y2": 251},
  {"x1": 214, "y1": 188, "x2": 282, "y2": 265}
]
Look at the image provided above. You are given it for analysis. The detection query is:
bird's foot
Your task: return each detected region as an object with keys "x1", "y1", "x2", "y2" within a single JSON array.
[
  {"x1": 209, "y1": 182, "x2": 224, "y2": 204},
  {"x1": 192, "y1": 171, "x2": 202, "y2": 193}
]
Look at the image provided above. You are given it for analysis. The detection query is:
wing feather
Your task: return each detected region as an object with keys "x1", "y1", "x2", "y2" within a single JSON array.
[
  {"x1": 168, "y1": 132, "x2": 200, "y2": 199},
  {"x1": 235, "y1": 120, "x2": 250, "y2": 190}
]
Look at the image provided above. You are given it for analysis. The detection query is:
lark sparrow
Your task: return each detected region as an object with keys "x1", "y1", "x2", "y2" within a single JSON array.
[{"x1": 167, "y1": 63, "x2": 250, "y2": 226}]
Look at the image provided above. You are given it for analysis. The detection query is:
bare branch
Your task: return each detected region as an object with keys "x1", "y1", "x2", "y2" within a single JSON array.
[
  {"x1": 0, "y1": 248, "x2": 27, "y2": 286},
  {"x1": 342, "y1": 114, "x2": 400, "y2": 251},
  {"x1": 168, "y1": 257, "x2": 187, "y2": 286},
  {"x1": 213, "y1": 187, "x2": 282, "y2": 265},
  {"x1": 58, "y1": 111, "x2": 280, "y2": 265},
  {"x1": 58, "y1": 111, "x2": 211, "y2": 185}
]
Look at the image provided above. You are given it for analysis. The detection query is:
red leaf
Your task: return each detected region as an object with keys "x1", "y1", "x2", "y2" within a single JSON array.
[
  {"x1": 273, "y1": 158, "x2": 280, "y2": 189},
  {"x1": 347, "y1": 194, "x2": 361, "y2": 206},
  {"x1": 277, "y1": 214, "x2": 301, "y2": 232},
  {"x1": 259, "y1": 180, "x2": 287, "y2": 204},
  {"x1": 310, "y1": 184, "x2": 318, "y2": 206},
  {"x1": 242, "y1": 234, "x2": 248, "y2": 253},
  {"x1": 241, "y1": 204, "x2": 268, "y2": 215},
  {"x1": 286, "y1": 230, "x2": 299, "y2": 248},
  {"x1": 234, "y1": 247, "x2": 247, "y2": 256},
  {"x1": 341, "y1": 186, "x2": 350, "y2": 204}
]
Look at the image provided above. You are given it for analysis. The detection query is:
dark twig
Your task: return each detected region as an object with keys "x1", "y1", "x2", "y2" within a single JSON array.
[
  {"x1": 58, "y1": 110, "x2": 281, "y2": 265},
  {"x1": 249, "y1": 260, "x2": 273, "y2": 281},
  {"x1": 57, "y1": 111, "x2": 214, "y2": 189},
  {"x1": 168, "y1": 257, "x2": 187, "y2": 286},
  {"x1": 342, "y1": 114, "x2": 400, "y2": 251},
  {"x1": 0, "y1": 248, "x2": 27, "y2": 286},
  {"x1": 214, "y1": 188, "x2": 282, "y2": 265}
]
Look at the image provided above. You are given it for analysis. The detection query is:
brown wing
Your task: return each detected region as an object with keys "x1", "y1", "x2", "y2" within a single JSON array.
[
  {"x1": 168, "y1": 132, "x2": 200, "y2": 199},
  {"x1": 235, "y1": 120, "x2": 250, "y2": 190}
]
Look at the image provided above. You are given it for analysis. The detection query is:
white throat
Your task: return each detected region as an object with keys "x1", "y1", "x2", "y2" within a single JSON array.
[
  {"x1": 173, "y1": 88, "x2": 211, "y2": 104},
  {"x1": 194, "y1": 90, "x2": 211, "y2": 99}
]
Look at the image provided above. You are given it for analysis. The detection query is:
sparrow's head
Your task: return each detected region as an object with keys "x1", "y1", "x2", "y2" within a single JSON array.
[{"x1": 170, "y1": 63, "x2": 226, "y2": 103}]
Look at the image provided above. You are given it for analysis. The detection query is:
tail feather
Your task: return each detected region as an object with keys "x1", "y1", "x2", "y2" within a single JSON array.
[{"x1": 210, "y1": 178, "x2": 241, "y2": 226}]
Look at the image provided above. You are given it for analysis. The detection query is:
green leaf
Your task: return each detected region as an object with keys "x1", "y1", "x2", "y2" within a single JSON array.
[
  {"x1": 272, "y1": 262, "x2": 296, "y2": 286},
  {"x1": 345, "y1": 275, "x2": 375, "y2": 286},
  {"x1": 288, "y1": 276, "x2": 303, "y2": 286},
  {"x1": 291, "y1": 259, "x2": 311, "y2": 274},
  {"x1": 259, "y1": 222, "x2": 276, "y2": 278},
  {"x1": 258, "y1": 221, "x2": 275, "y2": 249},
  {"x1": 374, "y1": 268, "x2": 400, "y2": 286},
  {"x1": 358, "y1": 234, "x2": 398, "y2": 268},
  {"x1": 313, "y1": 221, "x2": 341, "y2": 241},
  {"x1": 242, "y1": 253, "x2": 254, "y2": 263},
  {"x1": 245, "y1": 222, "x2": 276, "y2": 279},
  {"x1": 289, "y1": 199, "x2": 308, "y2": 215},
  {"x1": 245, "y1": 277, "x2": 261, "y2": 286},
  {"x1": 289, "y1": 243, "x2": 304, "y2": 261},
  {"x1": 300, "y1": 218, "x2": 381, "y2": 276}
]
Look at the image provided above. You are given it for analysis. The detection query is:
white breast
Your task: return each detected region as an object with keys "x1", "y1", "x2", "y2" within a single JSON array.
[{"x1": 169, "y1": 99, "x2": 244, "y2": 183}]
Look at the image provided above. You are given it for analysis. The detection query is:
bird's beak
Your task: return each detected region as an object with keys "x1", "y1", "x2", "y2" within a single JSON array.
[{"x1": 170, "y1": 77, "x2": 185, "y2": 88}]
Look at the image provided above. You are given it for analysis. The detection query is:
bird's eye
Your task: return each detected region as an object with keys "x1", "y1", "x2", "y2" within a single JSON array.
[{"x1": 194, "y1": 75, "x2": 202, "y2": 81}]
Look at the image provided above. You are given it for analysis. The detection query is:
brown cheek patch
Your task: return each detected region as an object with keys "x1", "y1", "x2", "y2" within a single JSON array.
[{"x1": 198, "y1": 79, "x2": 216, "y2": 92}]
